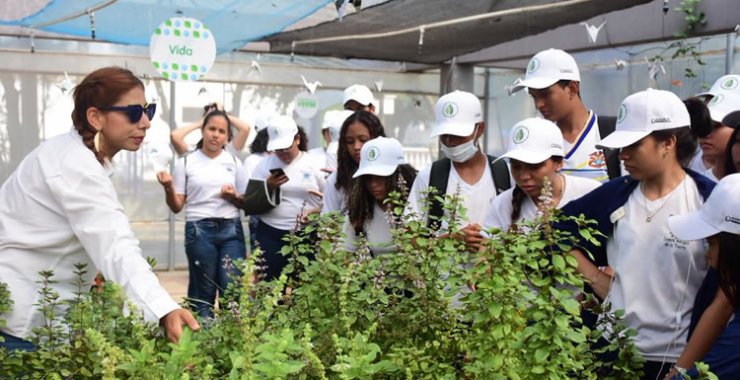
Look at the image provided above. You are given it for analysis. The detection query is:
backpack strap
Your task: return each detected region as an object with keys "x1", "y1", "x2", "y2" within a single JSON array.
[
  {"x1": 426, "y1": 154, "x2": 511, "y2": 231},
  {"x1": 597, "y1": 115, "x2": 621, "y2": 180}
]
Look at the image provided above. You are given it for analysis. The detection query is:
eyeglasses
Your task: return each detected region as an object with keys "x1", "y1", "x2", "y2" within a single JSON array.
[{"x1": 101, "y1": 103, "x2": 156, "y2": 123}]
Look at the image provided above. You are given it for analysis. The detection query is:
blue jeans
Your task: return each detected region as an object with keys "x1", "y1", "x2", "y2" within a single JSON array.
[
  {"x1": 185, "y1": 218, "x2": 246, "y2": 318},
  {"x1": 253, "y1": 220, "x2": 291, "y2": 281},
  {"x1": 0, "y1": 331, "x2": 35, "y2": 351}
]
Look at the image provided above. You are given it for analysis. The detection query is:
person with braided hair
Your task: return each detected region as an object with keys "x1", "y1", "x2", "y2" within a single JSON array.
[
  {"x1": 0, "y1": 66, "x2": 199, "y2": 350},
  {"x1": 482, "y1": 118, "x2": 600, "y2": 233}
]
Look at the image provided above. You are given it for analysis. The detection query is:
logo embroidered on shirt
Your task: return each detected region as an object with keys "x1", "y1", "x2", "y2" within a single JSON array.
[{"x1": 588, "y1": 151, "x2": 607, "y2": 168}]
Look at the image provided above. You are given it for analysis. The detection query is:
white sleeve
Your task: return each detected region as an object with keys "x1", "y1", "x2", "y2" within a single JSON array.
[
  {"x1": 47, "y1": 169, "x2": 180, "y2": 322},
  {"x1": 481, "y1": 190, "x2": 512, "y2": 233},
  {"x1": 321, "y1": 173, "x2": 342, "y2": 213},
  {"x1": 343, "y1": 219, "x2": 358, "y2": 252},
  {"x1": 251, "y1": 156, "x2": 270, "y2": 181},
  {"x1": 235, "y1": 157, "x2": 249, "y2": 193},
  {"x1": 172, "y1": 156, "x2": 187, "y2": 195},
  {"x1": 405, "y1": 166, "x2": 431, "y2": 220}
]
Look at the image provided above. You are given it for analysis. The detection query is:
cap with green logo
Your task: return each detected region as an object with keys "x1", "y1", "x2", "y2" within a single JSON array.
[
  {"x1": 510, "y1": 49, "x2": 580, "y2": 94},
  {"x1": 497, "y1": 118, "x2": 564, "y2": 165},
  {"x1": 353, "y1": 137, "x2": 406, "y2": 178},
  {"x1": 707, "y1": 92, "x2": 740, "y2": 124},
  {"x1": 697, "y1": 74, "x2": 740, "y2": 99},
  {"x1": 431, "y1": 91, "x2": 483, "y2": 138}
]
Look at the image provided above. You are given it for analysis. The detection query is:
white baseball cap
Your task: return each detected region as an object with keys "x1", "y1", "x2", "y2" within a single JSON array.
[
  {"x1": 322, "y1": 110, "x2": 354, "y2": 141},
  {"x1": 668, "y1": 173, "x2": 740, "y2": 240},
  {"x1": 596, "y1": 88, "x2": 690, "y2": 149},
  {"x1": 343, "y1": 84, "x2": 375, "y2": 107},
  {"x1": 266, "y1": 115, "x2": 299, "y2": 151},
  {"x1": 430, "y1": 90, "x2": 483, "y2": 138},
  {"x1": 498, "y1": 118, "x2": 565, "y2": 164},
  {"x1": 696, "y1": 74, "x2": 740, "y2": 98},
  {"x1": 707, "y1": 92, "x2": 740, "y2": 124},
  {"x1": 353, "y1": 137, "x2": 405, "y2": 178},
  {"x1": 510, "y1": 49, "x2": 581, "y2": 93}
]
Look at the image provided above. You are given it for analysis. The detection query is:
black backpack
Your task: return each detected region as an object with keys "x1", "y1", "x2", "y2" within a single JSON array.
[{"x1": 427, "y1": 154, "x2": 510, "y2": 230}]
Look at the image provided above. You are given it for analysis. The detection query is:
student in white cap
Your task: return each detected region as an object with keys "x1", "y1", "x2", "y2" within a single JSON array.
[
  {"x1": 558, "y1": 89, "x2": 716, "y2": 379},
  {"x1": 696, "y1": 74, "x2": 740, "y2": 103},
  {"x1": 407, "y1": 90, "x2": 511, "y2": 252},
  {"x1": 242, "y1": 115, "x2": 326, "y2": 280},
  {"x1": 698, "y1": 93, "x2": 740, "y2": 181},
  {"x1": 158, "y1": 109, "x2": 249, "y2": 317},
  {"x1": 664, "y1": 174, "x2": 740, "y2": 379},
  {"x1": 510, "y1": 48, "x2": 620, "y2": 182},
  {"x1": 322, "y1": 111, "x2": 387, "y2": 214},
  {"x1": 482, "y1": 118, "x2": 600, "y2": 232},
  {"x1": 308, "y1": 110, "x2": 353, "y2": 173},
  {"x1": 343, "y1": 84, "x2": 376, "y2": 113},
  {"x1": 723, "y1": 111, "x2": 740, "y2": 176},
  {"x1": 344, "y1": 137, "x2": 417, "y2": 255},
  {"x1": 170, "y1": 102, "x2": 252, "y2": 156}
]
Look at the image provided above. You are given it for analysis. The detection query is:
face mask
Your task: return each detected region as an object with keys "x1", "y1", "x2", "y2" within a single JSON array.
[{"x1": 441, "y1": 138, "x2": 479, "y2": 163}]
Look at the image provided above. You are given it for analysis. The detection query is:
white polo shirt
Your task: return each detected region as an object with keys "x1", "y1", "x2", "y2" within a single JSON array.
[
  {"x1": 173, "y1": 149, "x2": 248, "y2": 221},
  {"x1": 0, "y1": 130, "x2": 180, "y2": 339},
  {"x1": 344, "y1": 203, "x2": 395, "y2": 256},
  {"x1": 251, "y1": 153, "x2": 326, "y2": 230},
  {"x1": 321, "y1": 172, "x2": 347, "y2": 214}
]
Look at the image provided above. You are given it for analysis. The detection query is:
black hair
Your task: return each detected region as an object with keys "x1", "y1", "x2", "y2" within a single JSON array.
[
  {"x1": 725, "y1": 126, "x2": 740, "y2": 176},
  {"x1": 651, "y1": 127, "x2": 698, "y2": 168},
  {"x1": 684, "y1": 97, "x2": 714, "y2": 139},
  {"x1": 555, "y1": 80, "x2": 581, "y2": 98},
  {"x1": 718, "y1": 232, "x2": 740, "y2": 311},
  {"x1": 510, "y1": 157, "x2": 563, "y2": 224},
  {"x1": 196, "y1": 110, "x2": 232, "y2": 150},
  {"x1": 348, "y1": 164, "x2": 417, "y2": 235},
  {"x1": 250, "y1": 129, "x2": 269, "y2": 154},
  {"x1": 335, "y1": 111, "x2": 387, "y2": 191},
  {"x1": 297, "y1": 126, "x2": 308, "y2": 152}
]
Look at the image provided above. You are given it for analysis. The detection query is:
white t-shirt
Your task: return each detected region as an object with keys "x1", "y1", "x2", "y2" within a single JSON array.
[
  {"x1": 344, "y1": 203, "x2": 395, "y2": 256},
  {"x1": 325, "y1": 141, "x2": 339, "y2": 171},
  {"x1": 407, "y1": 161, "x2": 497, "y2": 229},
  {"x1": 562, "y1": 111, "x2": 612, "y2": 182},
  {"x1": 702, "y1": 166, "x2": 719, "y2": 182},
  {"x1": 0, "y1": 130, "x2": 179, "y2": 338},
  {"x1": 604, "y1": 176, "x2": 707, "y2": 361},
  {"x1": 244, "y1": 152, "x2": 268, "y2": 179},
  {"x1": 252, "y1": 153, "x2": 326, "y2": 230},
  {"x1": 321, "y1": 172, "x2": 347, "y2": 214},
  {"x1": 482, "y1": 174, "x2": 601, "y2": 232},
  {"x1": 173, "y1": 150, "x2": 248, "y2": 221}
]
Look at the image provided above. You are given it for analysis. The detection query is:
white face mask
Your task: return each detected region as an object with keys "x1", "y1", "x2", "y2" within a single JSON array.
[{"x1": 440, "y1": 128, "x2": 480, "y2": 163}]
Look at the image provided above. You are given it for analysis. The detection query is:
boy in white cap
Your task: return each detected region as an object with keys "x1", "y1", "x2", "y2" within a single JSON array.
[
  {"x1": 697, "y1": 93, "x2": 740, "y2": 181},
  {"x1": 510, "y1": 48, "x2": 620, "y2": 182},
  {"x1": 696, "y1": 74, "x2": 740, "y2": 103},
  {"x1": 343, "y1": 84, "x2": 376, "y2": 113},
  {"x1": 482, "y1": 118, "x2": 600, "y2": 232},
  {"x1": 558, "y1": 88, "x2": 715, "y2": 379},
  {"x1": 665, "y1": 173, "x2": 740, "y2": 379},
  {"x1": 407, "y1": 90, "x2": 510, "y2": 252},
  {"x1": 345, "y1": 137, "x2": 417, "y2": 255}
]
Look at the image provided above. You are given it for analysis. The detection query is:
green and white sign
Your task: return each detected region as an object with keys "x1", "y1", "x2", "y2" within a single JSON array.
[
  {"x1": 294, "y1": 91, "x2": 319, "y2": 119},
  {"x1": 149, "y1": 17, "x2": 216, "y2": 82}
]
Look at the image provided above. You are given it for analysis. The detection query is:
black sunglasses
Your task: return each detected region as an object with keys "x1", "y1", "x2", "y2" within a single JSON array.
[{"x1": 101, "y1": 103, "x2": 156, "y2": 123}]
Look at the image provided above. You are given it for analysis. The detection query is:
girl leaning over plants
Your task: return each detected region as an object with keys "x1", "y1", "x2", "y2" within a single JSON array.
[
  {"x1": 559, "y1": 89, "x2": 715, "y2": 379},
  {"x1": 665, "y1": 173, "x2": 740, "y2": 379},
  {"x1": 322, "y1": 110, "x2": 387, "y2": 214},
  {"x1": 0, "y1": 66, "x2": 198, "y2": 350},
  {"x1": 344, "y1": 137, "x2": 417, "y2": 256},
  {"x1": 157, "y1": 110, "x2": 249, "y2": 318},
  {"x1": 481, "y1": 118, "x2": 601, "y2": 233}
]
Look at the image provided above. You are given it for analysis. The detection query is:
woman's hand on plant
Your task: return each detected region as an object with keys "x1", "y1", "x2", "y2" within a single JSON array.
[
  {"x1": 160, "y1": 308, "x2": 200, "y2": 343},
  {"x1": 266, "y1": 173, "x2": 289, "y2": 191}
]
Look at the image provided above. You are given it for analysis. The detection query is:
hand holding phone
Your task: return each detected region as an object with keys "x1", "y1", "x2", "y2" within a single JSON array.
[{"x1": 269, "y1": 168, "x2": 286, "y2": 177}]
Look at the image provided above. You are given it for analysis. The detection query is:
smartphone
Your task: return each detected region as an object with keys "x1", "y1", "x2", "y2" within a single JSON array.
[{"x1": 269, "y1": 168, "x2": 286, "y2": 177}]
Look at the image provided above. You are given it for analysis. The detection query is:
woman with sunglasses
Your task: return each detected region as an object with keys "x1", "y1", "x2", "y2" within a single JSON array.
[
  {"x1": 322, "y1": 110, "x2": 386, "y2": 214},
  {"x1": 157, "y1": 110, "x2": 248, "y2": 318},
  {"x1": 482, "y1": 118, "x2": 601, "y2": 233},
  {"x1": 0, "y1": 67, "x2": 198, "y2": 351},
  {"x1": 169, "y1": 102, "x2": 252, "y2": 156},
  {"x1": 663, "y1": 174, "x2": 740, "y2": 379},
  {"x1": 559, "y1": 89, "x2": 715, "y2": 379},
  {"x1": 345, "y1": 137, "x2": 417, "y2": 255},
  {"x1": 243, "y1": 116, "x2": 326, "y2": 281}
]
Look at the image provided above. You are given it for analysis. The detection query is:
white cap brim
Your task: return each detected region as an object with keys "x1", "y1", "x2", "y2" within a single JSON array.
[
  {"x1": 353, "y1": 164, "x2": 397, "y2": 178},
  {"x1": 499, "y1": 149, "x2": 552, "y2": 164},
  {"x1": 267, "y1": 136, "x2": 294, "y2": 151},
  {"x1": 668, "y1": 211, "x2": 719, "y2": 241},
  {"x1": 695, "y1": 91, "x2": 713, "y2": 98},
  {"x1": 596, "y1": 130, "x2": 651, "y2": 149},
  {"x1": 511, "y1": 77, "x2": 559, "y2": 92},
  {"x1": 430, "y1": 122, "x2": 476, "y2": 138}
]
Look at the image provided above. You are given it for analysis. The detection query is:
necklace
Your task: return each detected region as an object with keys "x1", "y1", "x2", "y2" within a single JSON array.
[{"x1": 640, "y1": 178, "x2": 684, "y2": 223}]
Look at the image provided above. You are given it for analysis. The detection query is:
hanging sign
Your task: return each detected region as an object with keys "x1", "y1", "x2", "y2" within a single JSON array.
[{"x1": 149, "y1": 17, "x2": 216, "y2": 81}]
